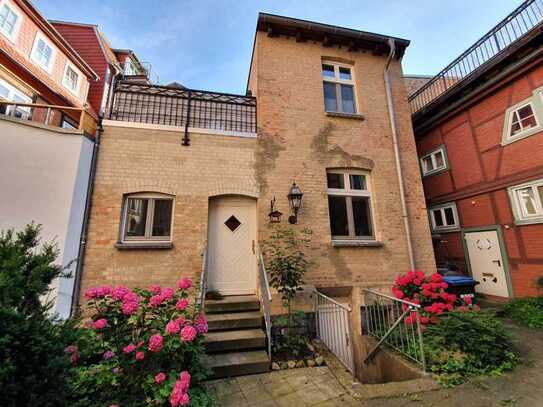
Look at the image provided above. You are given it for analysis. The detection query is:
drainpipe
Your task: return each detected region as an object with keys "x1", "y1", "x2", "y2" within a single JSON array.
[
  {"x1": 383, "y1": 38, "x2": 415, "y2": 270},
  {"x1": 70, "y1": 121, "x2": 102, "y2": 316}
]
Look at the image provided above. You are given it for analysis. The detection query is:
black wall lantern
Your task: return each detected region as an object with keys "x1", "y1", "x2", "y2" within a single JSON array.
[
  {"x1": 268, "y1": 196, "x2": 283, "y2": 223},
  {"x1": 287, "y1": 182, "x2": 303, "y2": 224}
]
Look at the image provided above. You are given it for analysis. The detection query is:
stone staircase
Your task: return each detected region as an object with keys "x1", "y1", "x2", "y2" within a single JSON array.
[{"x1": 205, "y1": 295, "x2": 270, "y2": 379}]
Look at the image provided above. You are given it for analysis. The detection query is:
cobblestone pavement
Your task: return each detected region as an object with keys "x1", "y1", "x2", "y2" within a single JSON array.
[{"x1": 206, "y1": 366, "x2": 361, "y2": 406}]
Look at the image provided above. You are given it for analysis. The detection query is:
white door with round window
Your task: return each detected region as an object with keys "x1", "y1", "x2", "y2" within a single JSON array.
[{"x1": 207, "y1": 196, "x2": 257, "y2": 295}]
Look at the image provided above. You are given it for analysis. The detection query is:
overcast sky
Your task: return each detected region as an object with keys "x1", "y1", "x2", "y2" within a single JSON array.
[{"x1": 36, "y1": 0, "x2": 521, "y2": 94}]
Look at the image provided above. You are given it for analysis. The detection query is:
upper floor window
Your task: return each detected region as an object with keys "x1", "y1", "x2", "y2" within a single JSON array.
[
  {"x1": 429, "y1": 202, "x2": 459, "y2": 232},
  {"x1": 124, "y1": 60, "x2": 135, "y2": 75},
  {"x1": 502, "y1": 89, "x2": 543, "y2": 145},
  {"x1": 0, "y1": 1, "x2": 21, "y2": 42},
  {"x1": 322, "y1": 62, "x2": 356, "y2": 114},
  {"x1": 121, "y1": 193, "x2": 174, "y2": 242},
  {"x1": 30, "y1": 32, "x2": 55, "y2": 73},
  {"x1": 327, "y1": 170, "x2": 374, "y2": 240},
  {"x1": 420, "y1": 146, "x2": 448, "y2": 177},
  {"x1": 0, "y1": 77, "x2": 31, "y2": 119},
  {"x1": 508, "y1": 178, "x2": 543, "y2": 225},
  {"x1": 62, "y1": 62, "x2": 80, "y2": 94}
]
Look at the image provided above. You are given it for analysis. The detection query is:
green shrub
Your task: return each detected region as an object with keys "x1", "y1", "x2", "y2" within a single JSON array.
[
  {"x1": 504, "y1": 297, "x2": 543, "y2": 328},
  {"x1": 0, "y1": 224, "x2": 78, "y2": 406},
  {"x1": 423, "y1": 311, "x2": 517, "y2": 386}
]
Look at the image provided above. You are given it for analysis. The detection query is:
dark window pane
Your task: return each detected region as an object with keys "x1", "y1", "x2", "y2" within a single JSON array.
[
  {"x1": 434, "y1": 151, "x2": 444, "y2": 168},
  {"x1": 125, "y1": 198, "x2": 148, "y2": 237},
  {"x1": 339, "y1": 67, "x2": 351, "y2": 80},
  {"x1": 352, "y1": 197, "x2": 372, "y2": 237},
  {"x1": 517, "y1": 104, "x2": 534, "y2": 119},
  {"x1": 323, "y1": 82, "x2": 337, "y2": 112},
  {"x1": 444, "y1": 207, "x2": 455, "y2": 226},
  {"x1": 340, "y1": 84, "x2": 355, "y2": 113},
  {"x1": 327, "y1": 173, "x2": 344, "y2": 189},
  {"x1": 322, "y1": 64, "x2": 335, "y2": 77},
  {"x1": 328, "y1": 196, "x2": 349, "y2": 236},
  {"x1": 349, "y1": 174, "x2": 366, "y2": 190},
  {"x1": 433, "y1": 209, "x2": 444, "y2": 227},
  {"x1": 152, "y1": 199, "x2": 173, "y2": 236}
]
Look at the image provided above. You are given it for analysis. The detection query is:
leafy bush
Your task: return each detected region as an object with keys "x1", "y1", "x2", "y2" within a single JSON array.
[
  {"x1": 423, "y1": 311, "x2": 517, "y2": 386},
  {"x1": 504, "y1": 297, "x2": 543, "y2": 328},
  {"x1": 0, "y1": 224, "x2": 79, "y2": 406},
  {"x1": 69, "y1": 280, "x2": 212, "y2": 406}
]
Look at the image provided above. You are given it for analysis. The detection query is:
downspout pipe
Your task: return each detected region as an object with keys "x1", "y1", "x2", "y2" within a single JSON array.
[
  {"x1": 384, "y1": 38, "x2": 415, "y2": 270},
  {"x1": 70, "y1": 121, "x2": 102, "y2": 316}
]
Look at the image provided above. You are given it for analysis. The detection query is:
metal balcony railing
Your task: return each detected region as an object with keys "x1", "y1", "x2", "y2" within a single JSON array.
[
  {"x1": 108, "y1": 81, "x2": 257, "y2": 138},
  {"x1": 409, "y1": 0, "x2": 543, "y2": 115}
]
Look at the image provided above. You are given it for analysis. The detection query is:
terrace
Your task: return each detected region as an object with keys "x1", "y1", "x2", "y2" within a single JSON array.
[{"x1": 108, "y1": 81, "x2": 257, "y2": 145}]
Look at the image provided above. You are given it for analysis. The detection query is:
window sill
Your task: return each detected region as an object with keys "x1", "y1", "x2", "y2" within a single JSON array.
[
  {"x1": 331, "y1": 239, "x2": 383, "y2": 247},
  {"x1": 115, "y1": 242, "x2": 173, "y2": 250},
  {"x1": 422, "y1": 167, "x2": 449, "y2": 178},
  {"x1": 431, "y1": 227, "x2": 460, "y2": 234},
  {"x1": 325, "y1": 111, "x2": 365, "y2": 121},
  {"x1": 514, "y1": 218, "x2": 543, "y2": 226}
]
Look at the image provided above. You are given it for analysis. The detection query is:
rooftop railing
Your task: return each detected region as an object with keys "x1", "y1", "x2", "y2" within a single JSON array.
[
  {"x1": 108, "y1": 81, "x2": 257, "y2": 138},
  {"x1": 408, "y1": 0, "x2": 543, "y2": 115}
]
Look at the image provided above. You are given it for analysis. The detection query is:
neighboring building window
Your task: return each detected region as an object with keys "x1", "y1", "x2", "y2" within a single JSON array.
[
  {"x1": 327, "y1": 170, "x2": 374, "y2": 240},
  {"x1": 322, "y1": 62, "x2": 356, "y2": 114},
  {"x1": 30, "y1": 32, "x2": 55, "y2": 73},
  {"x1": 502, "y1": 96, "x2": 542, "y2": 145},
  {"x1": 62, "y1": 62, "x2": 80, "y2": 94},
  {"x1": 121, "y1": 194, "x2": 174, "y2": 242},
  {"x1": 124, "y1": 59, "x2": 135, "y2": 75},
  {"x1": 420, "y1": 146, "x2": 448, "y2": 176},
  {"x1": 429, "y1": 202, "x2": 459, "y2": 232},
  {"x1": 0, "y1": 0, "x2": 21, "y2": 42},
  {"x1": 0, "y1": 77, "x2": 31, "y2": 118},
  {"x1": 508, "y1": 178, "x2": 543, "y2": 225}
]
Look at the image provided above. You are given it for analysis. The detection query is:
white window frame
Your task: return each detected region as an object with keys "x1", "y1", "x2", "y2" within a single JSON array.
[
  {"x1": 61, "y1": 61, "x2": 81, "y2": 95},
  {"x1": 0, "y1": 77, "x2": 31, "y2": 118},
  {"x1": 429, "y1": 202, "x2": 460, "y2": 232},
  {"x1": 30, "y1": 31, "x2": 56, "y2": 74},
  {"x1": 420, "y1": 145, "x2": 449, "y2": 177},
  {"x1": 326, "y1": 169, "x2": 375, "y2": 241},
  {"x1": 502, "y1": 88, "x2": 543, "y2": 145},
  {"x1": 0, "y1": 0, "x2": 22, "y2": 43},
  {"x1": 120, "y1": 193, "x2": 175, "y2": 243},
  {"x1": 508, "y1": 178, "x2": 543, "y2": 225},
  {"x1": 322, "y1": 61, "x2": 358, "y2": 114}
]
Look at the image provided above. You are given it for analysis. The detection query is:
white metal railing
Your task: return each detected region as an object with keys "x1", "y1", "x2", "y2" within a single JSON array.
[
  {"x1": 197, "y1": 244, "x2": 208, "y2": 311},
  {"x1": 258, "y1": 250, "x2": 273, "y2": 357},
  {"x1": 362, "y1": 289, "x2": 426, "y2": 371},
  {"x1": 314, "y1": 290, "x2": 354, "y2": 374}
]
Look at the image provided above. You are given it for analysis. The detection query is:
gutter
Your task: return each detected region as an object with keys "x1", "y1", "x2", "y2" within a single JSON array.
[
  {"x1": 70, "y1": 121, "x2": 102, "y2": 316},
  {"x1": 383, "y1": 38, "x2": 415, "y2": 270}
]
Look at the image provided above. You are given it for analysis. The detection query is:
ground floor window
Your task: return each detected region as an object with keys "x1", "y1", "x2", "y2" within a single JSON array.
[
  {"x1": 327, "y1": 170, "x2": 374, "y2": 240},
  {"x1": 429, "y1": 202, "x2": 459, "y2": 232},
  {"x1": 121, "y1": 193, "x2": 174, "y2": 242},
  {"x1": 509, "y1": 178, "x2": 543, "y2": 224}
]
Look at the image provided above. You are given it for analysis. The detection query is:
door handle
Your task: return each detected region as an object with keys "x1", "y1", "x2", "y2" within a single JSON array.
[{"x1": 492, "y1": 259, "x2": 501, "y2": 267}]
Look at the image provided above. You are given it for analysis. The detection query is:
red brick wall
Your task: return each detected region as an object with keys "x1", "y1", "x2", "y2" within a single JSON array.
[{"x1": 417, "y1": 61, "x2": 543, "y2": 297}]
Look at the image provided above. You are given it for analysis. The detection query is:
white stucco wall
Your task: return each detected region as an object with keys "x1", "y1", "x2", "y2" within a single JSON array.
[{"x1": 0, "y1": 117, "x2": 94, "y2": 318}]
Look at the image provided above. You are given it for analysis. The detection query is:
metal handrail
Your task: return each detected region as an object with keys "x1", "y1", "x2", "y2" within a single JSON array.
[
  {"x1": 258, "y1": 249, "x2": 273, "y2": 357},
  {"x1": 362, "y1": 289, "x2": 426, "y2": 371},
  {"x1": 197, "y1": 244, "x2": 208, "y2": 312},
  {"x1": 409, "y1": 0, "x2": 543, "y2": 115}
]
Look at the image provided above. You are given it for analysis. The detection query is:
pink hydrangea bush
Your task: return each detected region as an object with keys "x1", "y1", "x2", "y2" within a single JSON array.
[
  {"x1": 70, "y1": 278, "x2": 211, "y2": 406},
  {"x1": 392, "y1": 270, "x2": 475, "y2": 326}
]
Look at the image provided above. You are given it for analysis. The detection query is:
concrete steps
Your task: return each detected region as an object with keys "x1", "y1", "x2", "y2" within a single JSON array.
[{"x1": 205, "y1": 295, "x2": 270, "y2": 379}]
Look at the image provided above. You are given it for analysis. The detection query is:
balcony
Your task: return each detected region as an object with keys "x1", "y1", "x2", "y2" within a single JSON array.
[
  {"x1": 409, "y1": 0, "x2": 543, "y2": 116},
  {"x1": 108, "y1": 81, "x2": 257, "y2": 138}
]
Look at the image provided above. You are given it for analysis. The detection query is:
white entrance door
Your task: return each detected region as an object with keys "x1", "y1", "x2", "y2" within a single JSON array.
[
  {"x1": 207, "y1": 196, "x2": 257, "y2": 295},
  {"x1": 464, "y1": 230, "x2": 509, "y2": 297}
]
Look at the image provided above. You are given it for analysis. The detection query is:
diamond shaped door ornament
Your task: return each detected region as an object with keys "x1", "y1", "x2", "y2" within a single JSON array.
[{"x1": 224, "y1": 215, "x2": 241, "y2": 232}]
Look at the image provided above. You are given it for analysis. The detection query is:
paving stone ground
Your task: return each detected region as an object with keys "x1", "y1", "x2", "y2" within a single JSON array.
[{"x1": 206, "y1": 366, "x2": 360, "y2": 406}]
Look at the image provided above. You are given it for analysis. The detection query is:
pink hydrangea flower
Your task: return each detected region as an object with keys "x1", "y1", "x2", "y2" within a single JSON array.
[
  {"x1": 195, "y1": 314, "x2": 208, "y2": 334},
  {"x1": 103, "y1": 350, "x2": 115, "y2": 360},
  {"x1": 96, "y1": 285, "x2": 113, "y2": 297},
  {"x1": 162, "y1": 287, "x2": 174, "y2": 300},
  {"x1": 166, "y1": 320, "x2": 181, "y2": 335},
  {"x1": 122, "y1": 300, "x2": 139, "y2": 315},
  {"x1": 123, "y1": 344, "x2": 136, "y2": 353},
  {"x1": 112, "y1": 286, "x2": 130, "y2": 300},
  {"x1": 175, "y1": 299, "x2": 189, "y2": 311},
  {"x1": 179, "y1": 371, "x2": 191, "y2": 390},
  {"x1": 149, "y1": 334, "x2": 164, "y2": 352},
  {"x1": 150, "y1": 294, "x2": 164, "y2": 307},
  {"x1": 135, "y1": 351, "x2": 145, "y2": 361},
  {"x1": 123, "y1": 291, "x2": 139, "y2": 304},
  {"x1": 93, "y1": 318, "x2": 108, "y2": 330},
  {"x1": 84, "y1": 287, "x2": 98, "y2": 299},
  {"x1": 177, "y1": 278, "x2": 192, "y2": 290},
  {"x1": 170, "y1": 374, "x2": 191, "y2": 406},
  {"x1": 176, "y1": 316, "x2": 186, "y2": 325},
  {"x1": 155, "y1": 372, "x2": 166, "y2": 384},
  {"x1": 180, "y1": 325, "x2": 197, "y2": 342},
  {"x1": 150, "y1": 285, "x2": 162, "y2": 295}
]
